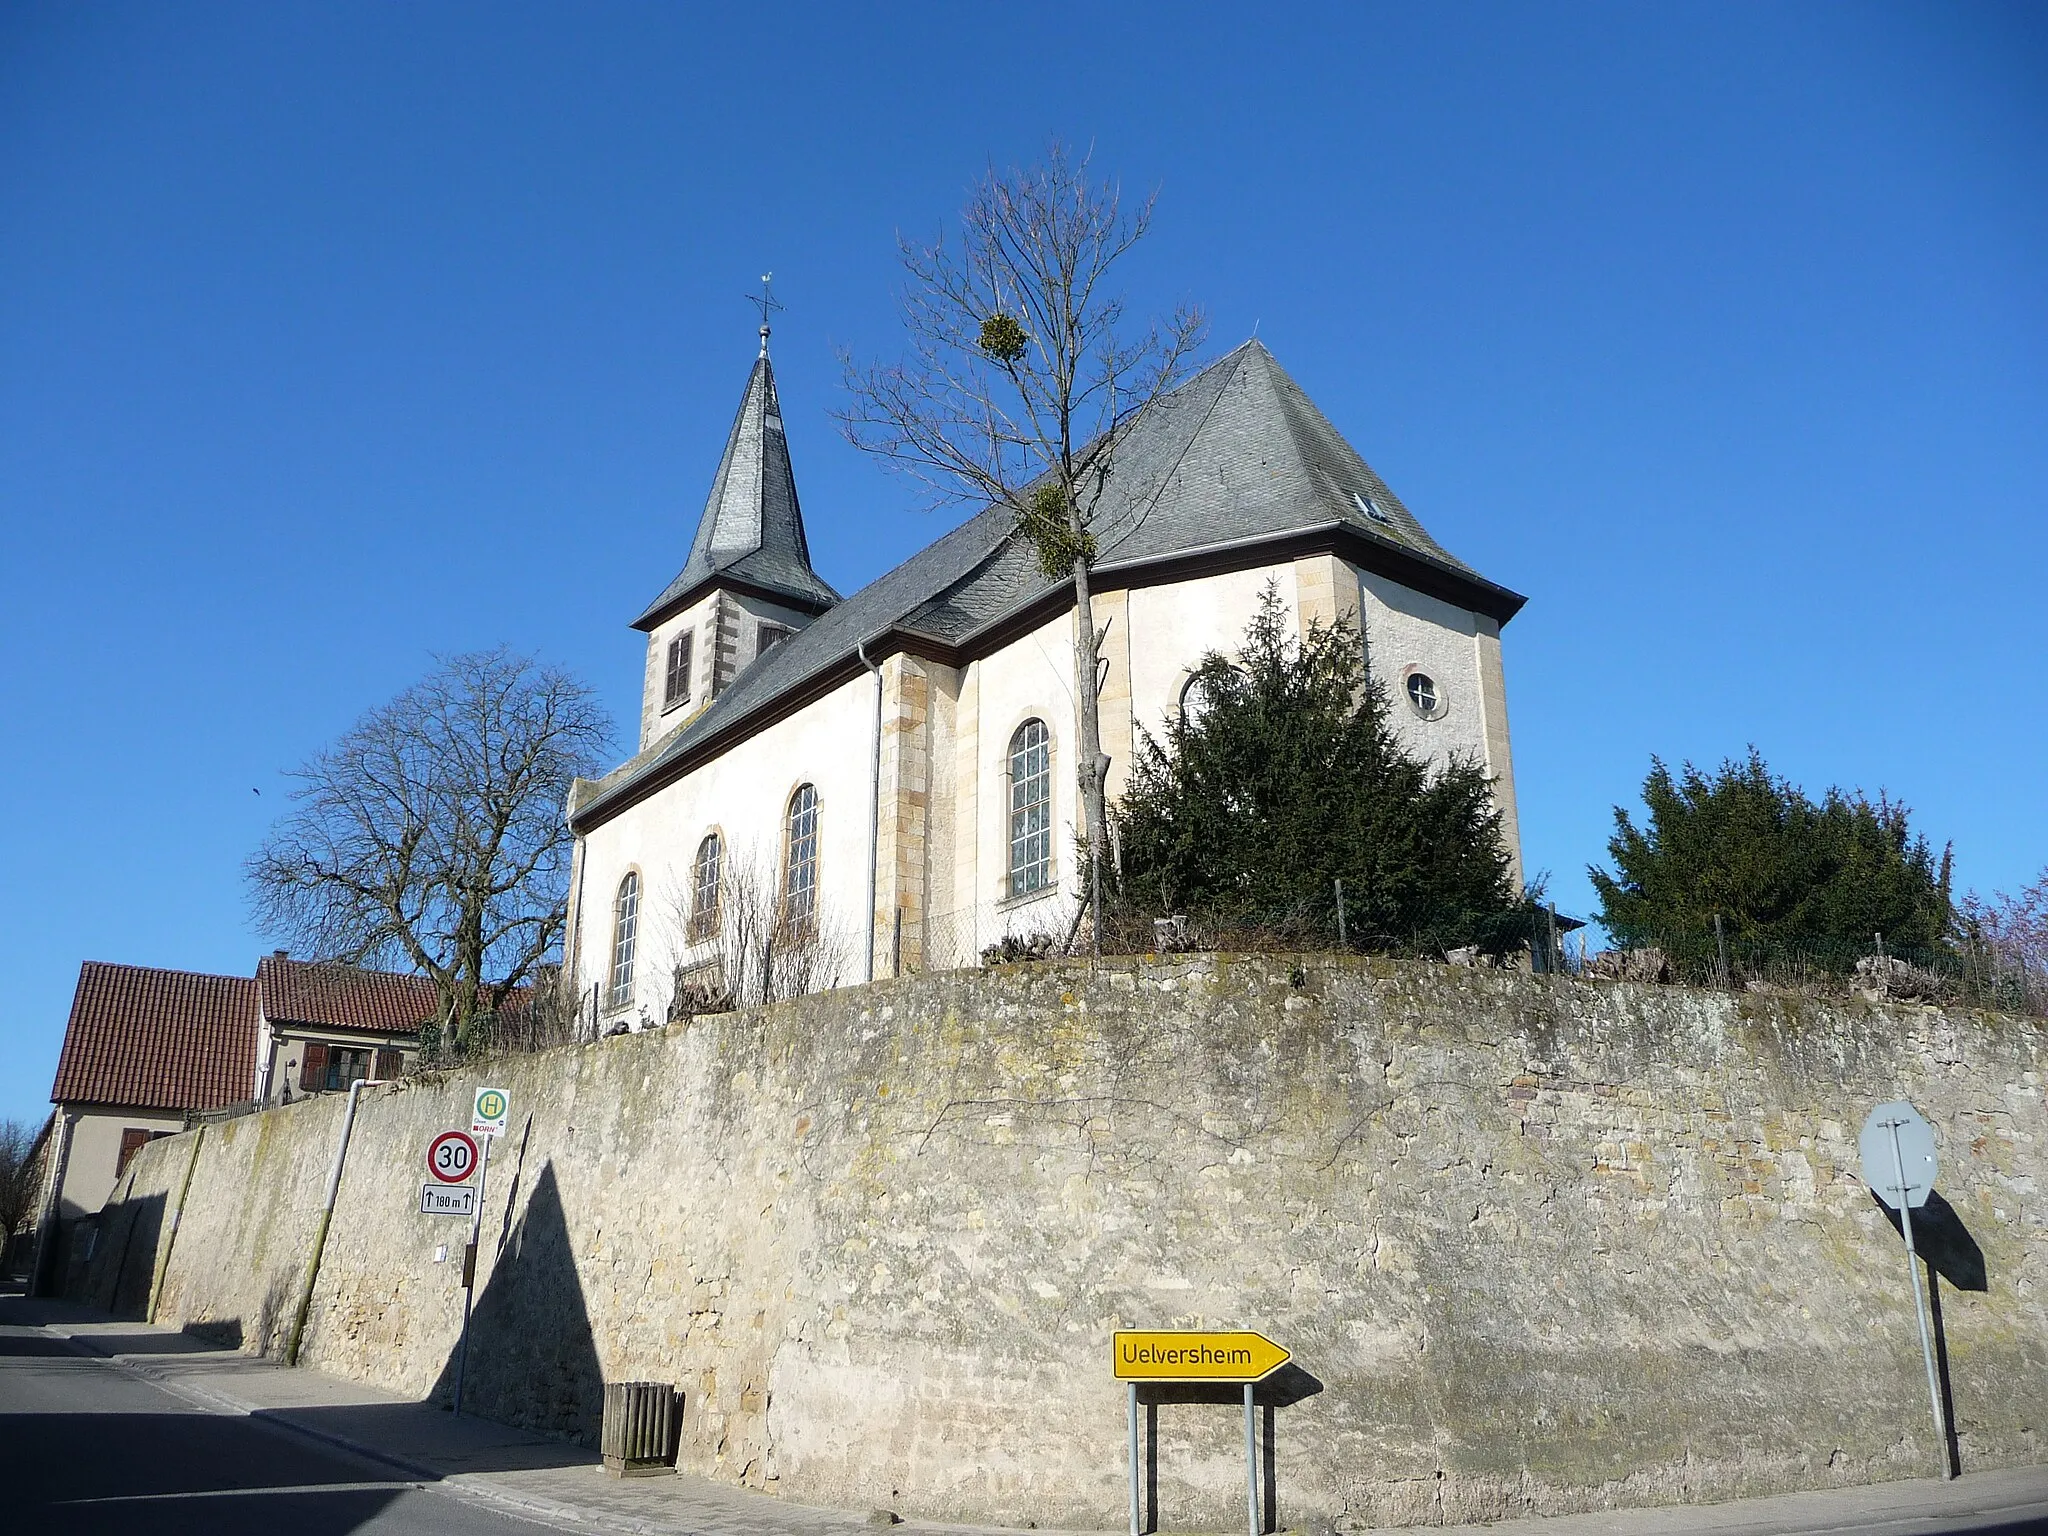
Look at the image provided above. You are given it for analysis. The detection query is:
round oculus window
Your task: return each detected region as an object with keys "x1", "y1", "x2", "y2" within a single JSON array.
[{"x1": 1406, "y1": 672, "x2": 1441, "y2": 719}]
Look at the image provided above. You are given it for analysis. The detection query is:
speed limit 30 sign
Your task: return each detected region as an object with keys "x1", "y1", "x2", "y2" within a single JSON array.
[{"x1": 427, "y1": 1130, "x2": 479, "y2": 1184}]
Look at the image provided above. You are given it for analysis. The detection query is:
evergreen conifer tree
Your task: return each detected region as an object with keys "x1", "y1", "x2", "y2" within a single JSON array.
[
  {"x1": 1589, "y1": 750, "x2": 1952, "y2": 968},
  {"x1": 1113, "y1": 585, "x2": 1524, "y2": 954}
]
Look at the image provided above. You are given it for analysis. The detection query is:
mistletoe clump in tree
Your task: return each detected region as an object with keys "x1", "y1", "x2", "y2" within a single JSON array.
[
  {"x1": 1114, "y1": 586, "x2": 1525, "y2": 955},
  {"x1": 837, "y1": 142, "x2": 1206, "y2": 936}
]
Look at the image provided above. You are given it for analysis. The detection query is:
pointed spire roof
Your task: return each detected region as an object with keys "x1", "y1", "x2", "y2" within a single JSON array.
[{"x1": 632, "y1": 348, "x2": 840, "y2": 631}]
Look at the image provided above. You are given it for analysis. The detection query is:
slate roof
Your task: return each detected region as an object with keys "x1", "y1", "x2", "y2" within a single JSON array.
[
  {"x1": 50, "y1": 963, "x2": 258, "y2": 1113},
  {"x1": 632, "y1": 351, "x2": 841, "y2": 629},
  {"x1": 575, "y1": 339, "x2": 1523, "y2": 830},
  {"x1": 255, "y1": 953, "x2": 439, "y2": 1036}
]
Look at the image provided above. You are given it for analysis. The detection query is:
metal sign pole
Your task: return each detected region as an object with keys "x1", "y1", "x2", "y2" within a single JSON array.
[
  {"x1": 1243, "y1": 1383, "x2": 1258, "y2": 1536},
  {"x1": 451, "y1": 1130, "x2": 492, "y2": 1416},
  {"x1": 1886, "y1": 1116, "x2": 1950, "y2": 1478},
  {"x1": 1127, "y1": 1382, "x2": 1141, "y2": 1536}
]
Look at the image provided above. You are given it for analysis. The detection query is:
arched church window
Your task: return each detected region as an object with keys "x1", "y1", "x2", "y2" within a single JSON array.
[
  {"x1": 1007, "y1": 719, "x2": 1052, "y2": 899},
  {"x1": 782, "y1": 786, "x2": 819, "y2": 939},
  {"x1": 608, "y1": 871, "x2": 640, "y2": 1009},
  {"x1": 1180, "y1": 674, "x2": 1213, "y2": 728},
  {"x1": 690, "y1": 834, "x2": 722, "y2": 942}
]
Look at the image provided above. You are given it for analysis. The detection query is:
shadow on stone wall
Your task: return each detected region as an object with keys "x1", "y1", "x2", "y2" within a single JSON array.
[
  {"x1": 57, "y1": 1191, "x2": 167, "y2": 1318},
  {"x1": 429, "y1": 1160, "x2": 605, "y2": 1445},
  {"x1": 1137, "y1": 1366, "x2": 1324, "y2": 1533},
  {"x1": 1871, "y1": 1189, "x2": 1988, "y2": 1478}
]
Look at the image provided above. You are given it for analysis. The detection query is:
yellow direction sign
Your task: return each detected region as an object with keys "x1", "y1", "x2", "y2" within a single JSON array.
[{"x1": 1113, "y1": 1329, "x2": 1290, "y2": 1383}]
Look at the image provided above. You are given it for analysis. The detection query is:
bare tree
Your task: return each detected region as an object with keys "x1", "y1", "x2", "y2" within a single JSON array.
[
  {"x1": 837, "y1": 142, "x2": 1206, "y2": 938},
  {"x1": 1962, "y1": 865, "x2": 2048, "y2": 985},
  {"x1": 247, "y1": 648, "x2": 612, "y2": 1048},
  {"x1": 656, "y1": 847, "x2": 850, "y2": 1019},
  {"x1": 0, "y1": 1117, "x2": 42, "y2": 1242}
]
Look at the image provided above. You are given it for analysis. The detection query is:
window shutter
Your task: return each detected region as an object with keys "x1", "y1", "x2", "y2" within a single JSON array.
[
  {"x1": 665, "y1": 633, "x2": 693, "y2": 707},
  {"x1": 373, "y1": 1048, "x2": 403, "y2": 1080},
  {"x1": 300, "y1": 1042, "x2": 329, "y2": 1092},
  {"x1": 118, "y1": 1128, "x2": 151, "y2": 1176}
]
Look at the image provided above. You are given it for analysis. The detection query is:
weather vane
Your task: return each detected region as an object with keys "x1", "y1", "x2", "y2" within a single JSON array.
[{"x1": 746, "y1": 272, "x2": 783, "y2": 355}]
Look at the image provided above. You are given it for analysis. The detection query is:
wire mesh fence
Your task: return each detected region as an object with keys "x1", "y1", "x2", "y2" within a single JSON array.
[
  {"x1": 923, "y1": 885, "x2": 2048, "y2": 1022},
  {"x1": 1568, "y1": 922, "x2": 2046, "y2": 1018}
]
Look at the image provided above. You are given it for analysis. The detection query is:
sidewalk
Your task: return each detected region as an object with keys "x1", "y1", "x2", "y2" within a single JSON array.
[{"x1": 11, "y1": 1295, "x2": 2048, "y2": 1536}]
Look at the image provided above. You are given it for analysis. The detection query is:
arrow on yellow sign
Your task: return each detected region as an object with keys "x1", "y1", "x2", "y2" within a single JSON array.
[{"x1": 1113, "y1": 1329, "x2": 1291, "y2": 1382}]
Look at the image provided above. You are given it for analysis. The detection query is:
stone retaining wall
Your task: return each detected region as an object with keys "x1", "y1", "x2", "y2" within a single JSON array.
[{"x1": 98, "y1": 958, "x2": 2048, "y2": 1528}]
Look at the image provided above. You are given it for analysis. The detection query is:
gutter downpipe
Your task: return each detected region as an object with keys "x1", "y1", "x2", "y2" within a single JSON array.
[
  {"x1": 857, "y1": 641, "x2": 883, "y2": 983},
  {"x1": 285, "y1": 1077, "x2": 382, "y2": 1366}
]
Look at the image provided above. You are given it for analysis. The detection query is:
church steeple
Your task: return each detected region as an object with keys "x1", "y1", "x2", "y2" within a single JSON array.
[{"x1": 631, "y1": 331, "x2": 840, "y2": 634}]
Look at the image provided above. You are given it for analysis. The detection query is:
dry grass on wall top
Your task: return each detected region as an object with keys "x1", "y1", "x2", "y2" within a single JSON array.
[{"x1": 75, "y1": 957, "x2": 2048, "y2": 1531}]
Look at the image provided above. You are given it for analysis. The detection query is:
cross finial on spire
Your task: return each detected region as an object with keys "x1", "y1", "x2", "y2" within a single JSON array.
[{"x1": 746, "y1": 272, "x2": 783, "y2": 356}]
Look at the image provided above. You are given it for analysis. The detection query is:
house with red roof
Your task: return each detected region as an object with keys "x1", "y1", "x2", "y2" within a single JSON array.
[
  {"x1": 32, "y1": 951, "x2": 439, "y2": 1293},
  {"x1": 42, "y1": 961, "x2": 259, "y2": 1229},
  {"x1": 252, "y1": 950, "x2": 439, "y2": 1106}
]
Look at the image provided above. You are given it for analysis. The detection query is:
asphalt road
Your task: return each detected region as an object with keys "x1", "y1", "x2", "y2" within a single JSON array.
[{"x1": 0, "y1": 1317, "x2": 556, "y2": 1536}]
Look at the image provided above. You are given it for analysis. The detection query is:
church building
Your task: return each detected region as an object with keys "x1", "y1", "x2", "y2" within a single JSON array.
[{"x1": 563, "y1": 327, "x2": 1526, "y2": 1027}]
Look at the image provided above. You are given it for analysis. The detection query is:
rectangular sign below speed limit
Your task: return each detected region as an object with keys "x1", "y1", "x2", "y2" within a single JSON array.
[{"x1": 420, "y1": 1184, "x2": 477, "y2": 1217}]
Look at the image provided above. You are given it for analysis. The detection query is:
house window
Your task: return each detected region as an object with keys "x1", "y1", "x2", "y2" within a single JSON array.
[
  {"x1": 1007, "y1": 719, "x2": 1053, "y2": 898},
  {"x1": 758, "y1": 621, "x2": 790, "y2": 657},
  {"x1": 782, "y1": 785, "x2": 819, "y2": 939},
  {"x1": 664, "y1": 633, "x2": 694, "y2": 710},
  {"x1": 609, "y1": 871, "x2": 640, "y2": 1009},
  {"x1": 690, "y1": 833, "x2": 722, "y2": 942},
  {"x1": 321, "y1": 1047, "x2": 371, "y2": 1093}
]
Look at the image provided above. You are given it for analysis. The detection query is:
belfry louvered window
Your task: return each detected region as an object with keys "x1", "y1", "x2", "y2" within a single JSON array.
[
  {"x1": 1007, "y1": 719, "x2": 1052, "y2": 898},
  {"x1": 664, "y1": 633, "x2": 693, "y2": 709},
  {"x1": 782, "y1": 786, "x2": 819, "y2": 939},
  {"x1": 609, "y1": 871, "x2": 640, "y2": 1009}
]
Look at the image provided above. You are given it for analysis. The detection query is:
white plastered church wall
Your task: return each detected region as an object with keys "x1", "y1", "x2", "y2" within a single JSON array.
[
  {"x1": 1123, "y1": 564, "x2": 1301, "y2": 759},
  {"x1": 941, "y1": 608, "x2": 1086, "y2": 961},
  {"x1": 578, "y1": 671, "x2": 876, "y2": 1023},
  {"x1": 1354, "y1": 566, "x2": 1524, "y2": 883}
]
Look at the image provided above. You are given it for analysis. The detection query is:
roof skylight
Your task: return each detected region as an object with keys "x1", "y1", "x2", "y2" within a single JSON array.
[{"x1": 1352, "y1": 491, "x2": 1392, "y2": 525}]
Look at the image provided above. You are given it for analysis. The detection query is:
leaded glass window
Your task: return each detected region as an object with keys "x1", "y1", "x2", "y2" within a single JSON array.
[
  {"x1": 782, "y1": 785, "x2": 819, "y2": 938},
  {"x1": 608, "y1": 871, "x2": 640, "y2": 1009},
  {"x1": 1007, "y1": 719, "x2": 1052, "y2": 898},
  {"x1": 690, "y1": 834, "x2": 722, "y2": 942}
]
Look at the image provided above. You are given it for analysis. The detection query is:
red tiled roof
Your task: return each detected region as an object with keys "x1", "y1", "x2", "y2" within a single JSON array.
[
  {"x1": 50, "y1": 963, "x2": 258, "y2": 1112},
  {"x1": 255, "y1": 954, "x2": 439, "y2": 1036}
]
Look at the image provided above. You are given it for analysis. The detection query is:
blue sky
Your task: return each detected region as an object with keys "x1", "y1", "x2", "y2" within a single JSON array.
[{"x1": 3, "y1": 3, "x2": 2043, "y2": 1124}]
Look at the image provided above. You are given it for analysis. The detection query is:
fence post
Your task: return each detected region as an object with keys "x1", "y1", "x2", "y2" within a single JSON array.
[
  {"x1": 1713, "y1": 912, "x2": 1729, "y2": 989},
  {"x1": 1334, "y1": 879, "x2": 1347, "y2": 948}
]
